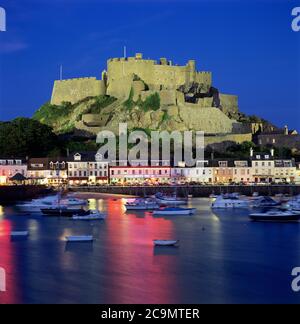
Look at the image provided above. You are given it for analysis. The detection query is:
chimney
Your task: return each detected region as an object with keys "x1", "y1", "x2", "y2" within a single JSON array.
[
  {"x1": 270, "y1": 148, "x2": 274, "y2": 157},
  {"x1": 250, "y1": 148, "x2": 254, "y2": 157},
  {"x1": 284, "y1": 125, "x2": 288, "y2": 135}
]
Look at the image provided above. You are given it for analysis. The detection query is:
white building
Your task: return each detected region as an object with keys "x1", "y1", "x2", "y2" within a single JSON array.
[
  {"x1": 27, "y1": 158, "x2": 68, "y2": 186},
  {"x1": 67, "y1": 152, "x2": 109, "y2": 185},
  {"x1": 110, "y1": 166, "x2": 171, "y2": 185},
  {"x1": 0, "y1": 158, "x2": 27, "y2": 185}
]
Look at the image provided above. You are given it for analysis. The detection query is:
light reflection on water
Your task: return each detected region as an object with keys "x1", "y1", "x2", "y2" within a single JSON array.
[{"x1": 0, "y1": 195, "x2": 300, "y2": 304}]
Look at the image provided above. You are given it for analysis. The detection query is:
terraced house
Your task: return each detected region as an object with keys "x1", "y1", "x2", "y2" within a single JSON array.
[{"x1": 67, "y1": 152, "x2": 109, "y2": 185}]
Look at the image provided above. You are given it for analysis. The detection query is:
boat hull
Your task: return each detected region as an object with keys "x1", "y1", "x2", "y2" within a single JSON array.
[
  {"x1": 153, "y1": 208, "x2": 196, "y2": 216},
  {"x1": 66, "y1": 236, "x2": 93, "y2": 242},
  {"x1": 249, "y1": 214, "x2": 300, "y2": 222},
  {"x1": 41, "y1": 208, "x2": 86, "y2": 217},
  {"x1": 154, "y1": 240, "x2": 179, "y2": 246}
]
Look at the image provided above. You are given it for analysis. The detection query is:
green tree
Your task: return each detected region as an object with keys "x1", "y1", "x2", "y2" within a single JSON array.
[{"x1": 0, "y1": 118, "x2": 59, "y2": 157}]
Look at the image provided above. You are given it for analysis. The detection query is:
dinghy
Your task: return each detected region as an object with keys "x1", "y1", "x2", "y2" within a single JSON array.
[
  {"x1": 65, "y1": 235, "x2": 94, "y2": 242},
  {"x1": 125, "y1": 198, "x2": 159, "y2": 211},
  {"x1": 249, "y1": 210, "x2": 300, "y2": 222},
  {"x1": 153, "y1": 207, "x2": 196, "y2": 216},
  {"x1": 11, "y1": 231, "x2": 29, "y2": 237},
  {"x1": 154, "y1": 240, "x2": 179, "y2": 246},
  {"x1": 72, "y1": 210, "x2": 106, "y2": 220}
]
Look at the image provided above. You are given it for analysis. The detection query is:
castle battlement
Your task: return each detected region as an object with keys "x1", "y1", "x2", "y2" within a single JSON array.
[{"x1": 57, "y1": 77, "x2": 98, "y2": 83}]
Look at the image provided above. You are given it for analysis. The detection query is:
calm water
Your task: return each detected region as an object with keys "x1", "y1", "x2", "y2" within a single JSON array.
[{"x1": 0, "y1": 194, "x2": 300, "y2": 304}]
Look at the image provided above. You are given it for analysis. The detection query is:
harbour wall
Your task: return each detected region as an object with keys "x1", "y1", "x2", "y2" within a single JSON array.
[
  {"x1": 0, "y1": 185, "x2": 53, "y2": 204},
  {"x1": 69, "y1": 185, "x2": 300, "y2": 198}
]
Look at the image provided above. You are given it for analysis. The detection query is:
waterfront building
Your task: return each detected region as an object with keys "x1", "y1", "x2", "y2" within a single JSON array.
[
  {"x1": 27, "y1": 158, "x2": 68, "y2": 186},
  {"x1": 212, "y1": 159, "x2": 235, "y2": 184},
  {"x1": 67, "y1": 152, "x2": 109, "y2": 185},
  {"x1": 109, "y1": 166, "x2": 171, "y2": 185},
  {"x1": 179, "y1": 161, "x2": 213, "y2": 184},
  {"x1": 273, "y1": 159, "x2": 296, "y2": 183},
  {"x1": 232, "y1": 160, "x2": 252, "y2": 184},
  {"x1": 250, "y1": 150, "x2": 275, "y2": 183},
  {"x1": 295, "y1": 163, "x2": 300, "y2": 184},
  {"x1": 0, "y1": 158, "x2": 27, "y2": 185}
]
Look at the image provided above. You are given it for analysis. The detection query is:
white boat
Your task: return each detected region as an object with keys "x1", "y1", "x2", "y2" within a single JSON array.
[
  {"x1": 251, "y1": 196, "x2": 281, "y2": 208},
  {"x1": 60, "y1": 197, "x2": 88, "y2": 206},
  {"x1": 72, "y1": 210, "x2": 106, "y2": 220},
  {"x1": 11, "y1": 231, "x2": 29, "y2": 237},
  {"x1": 153, "y1": 207, "x2": 196, "y2": 216},
  {"x1": 153, "y1": 240, "x2": 179, "y2": 246},
  {"x1": 155, "y1": 193, "x2": 188, "y2": 205},
  {"x1": 249, "y1": 210, "x2": 300, "y2": 222},
  {"x1": 16, "y1": 195, "x2": 87, "y2": 213},
  {"x1": 125, "y1": 198, "x2": 159, "y2": 210},
  {"x1": 65, "y1": 235, "x2": 94, "y2": 242},
  {"x1": 211, "y1": 195, "x2": 249, "y2": 209}
]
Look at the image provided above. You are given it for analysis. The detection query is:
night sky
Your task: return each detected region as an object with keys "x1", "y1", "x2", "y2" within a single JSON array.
[{"x1": 0, "y1": 0, "x2": 299, "y2": 129}]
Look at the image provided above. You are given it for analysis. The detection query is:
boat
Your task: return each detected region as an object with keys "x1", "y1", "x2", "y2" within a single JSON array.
[
  {"x1": 59, "y1": 197, "x2": 88, "y2": 206},
  {"x1": 65, "y1": 235, "x2": 94, "y2": 242},
  {"x1": 251, "y1": 196, "x2": 281, "y2": 208},
  {"x1": 72, "y1": 210, "x2": 106, "y2": 220},
  {"x1": 211, "y1": 195, "x2": 249, "y2": 209},
  {"x1": 249, "y1": 210, "x2": 300, "y2": 222},
  {"x1": 155, "y1": 192, "x2": 188, "y2": 205},
  {"x1": 41, "y1": 207, "x2": 87, "y2": 217},
  {"x1": 125, "y1": 198, "x2": 159, "y2": 210},
  {"x1": 11, "y1": 231, "x2": 29, "y2": 237},
  {"x1": 16, "y1": 195, "x2": 87, "y2": 213},
  {"x1": 153, "y1": 240, "x2": 179, "y2": 246},
  {"x1": 285, "y1": 195, "x2": 300, "y2": 211},
  {"x1": 153, "y1": 207, "x2": 196, "y2": 216}
]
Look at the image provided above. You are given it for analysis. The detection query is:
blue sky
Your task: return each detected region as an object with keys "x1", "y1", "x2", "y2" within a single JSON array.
[{"x1": 0, "y1": 0, "x2": 299, "y2": 130}]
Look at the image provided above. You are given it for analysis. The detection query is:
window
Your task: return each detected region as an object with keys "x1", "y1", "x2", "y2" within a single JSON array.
[
  {"x1": 219, "y1": 161, "x2": 228, "y2": 168},
  {"x1": 272, "y1": 138, "x2": 276, "y2": 143}
]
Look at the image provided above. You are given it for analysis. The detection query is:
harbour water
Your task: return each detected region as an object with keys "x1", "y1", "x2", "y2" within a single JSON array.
[{"x1": 1, "y1": 194, "x2": 300, "y2": 304}]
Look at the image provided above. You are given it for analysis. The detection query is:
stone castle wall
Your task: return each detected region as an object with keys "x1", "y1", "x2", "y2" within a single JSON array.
[
  {"x1": 106, "y1": 54, "x2": 212, "y2": 98},
  {"x1": 51, "y1": 77, "x2": 106, "y2": 105}
]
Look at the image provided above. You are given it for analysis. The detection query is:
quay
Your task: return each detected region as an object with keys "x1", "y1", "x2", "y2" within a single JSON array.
[{"x1": 69, "y1": 185, "x2": 300, "y2": 197}]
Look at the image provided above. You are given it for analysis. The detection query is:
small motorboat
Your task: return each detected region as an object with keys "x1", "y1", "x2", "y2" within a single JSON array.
[
  {"x1": 252, "y1": 196, "x2": 281, "y2": 208},
  {"x1": 155, "y1": 192, "x2": 188, "y2": 205},
  {"x1": 153, "y1": 207, "x2": 196, "y2": 216},
  {"x1": 249, "y1": 210, "x2": 300, "y2": 222},
  {"x1": 72, "y1": 210, "x2": 106, "y2": 220},
  {"x1": 59, "y1": 197, "x2": 88, "y2": 206},
  {"x1": 41, "y1": 207, "x2": 87, "y2": 217},
  {"x1": 153, "y1": 240, "x2": 179, "y2": 246},
  {"x1": 11, "y1": 231, "x2": 29, "y2": 237},
  {"x1": 211, "y1": 195, "x2": 249, "y2": 209},
  {"x1": 65, "y1": 235, "x2": 94, "y2": 242},
  {"x1": 125, "y1": 198, "x2": 159, "y2": 211}
]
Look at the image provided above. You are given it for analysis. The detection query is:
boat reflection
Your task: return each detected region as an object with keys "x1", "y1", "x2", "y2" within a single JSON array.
[
  {"x1": 103, "y1": 197, "x2": 180, "y2": 303},
  {"x1": 0, "y1": 219, "x2": 20, "y2": 304}
]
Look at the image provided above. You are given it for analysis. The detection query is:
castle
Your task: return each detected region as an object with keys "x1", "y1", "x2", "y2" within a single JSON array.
[{"x1": 50, "y1": 53, "x2": 253, "y2": 145}]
